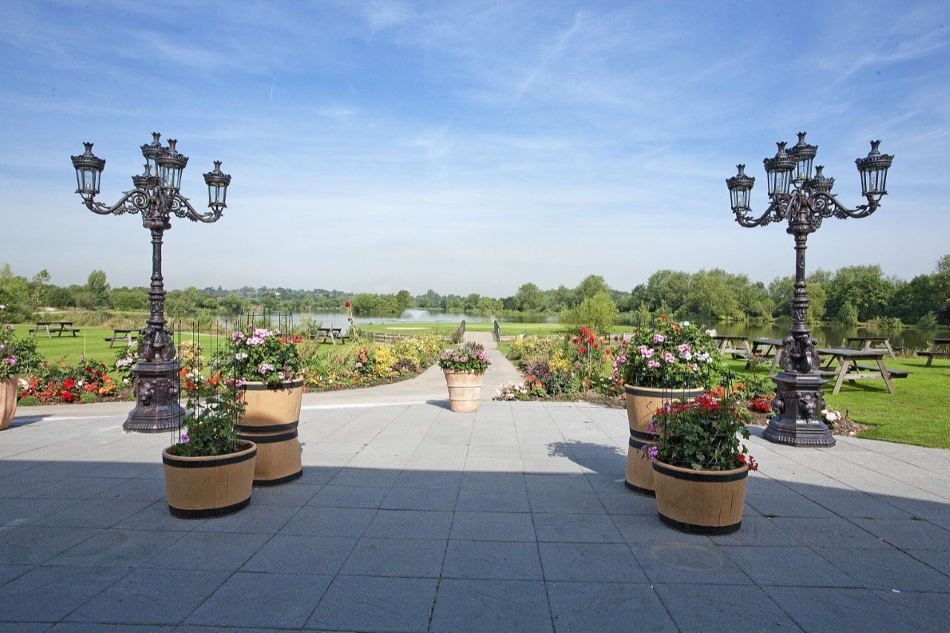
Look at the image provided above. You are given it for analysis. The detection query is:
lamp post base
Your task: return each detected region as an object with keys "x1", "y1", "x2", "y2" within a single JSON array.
[
  {"x1": 123, "y1": 359, "x2": 184, "y2": 433},
  {"x1": 764, "y1": 371, "x2": 836, "y2": 447}
]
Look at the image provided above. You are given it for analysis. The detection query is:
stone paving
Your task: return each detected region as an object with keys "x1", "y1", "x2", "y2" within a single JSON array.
[{"x1": 1, "y1": 334, "x2": 949, "y2": 631}]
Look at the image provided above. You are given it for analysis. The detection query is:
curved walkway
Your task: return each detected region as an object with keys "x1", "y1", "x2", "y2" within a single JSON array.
[{"x1": 301, "y1": 330, "x2": 524, "y2": 409}]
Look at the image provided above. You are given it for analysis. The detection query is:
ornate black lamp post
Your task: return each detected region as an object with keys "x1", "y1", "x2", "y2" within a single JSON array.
[
  {"x1": 726, "y1": 133, "x2": 893, "y2": 447},
  {"x1": 71, "y1": 133, "x2": 231, "y2": 432}
]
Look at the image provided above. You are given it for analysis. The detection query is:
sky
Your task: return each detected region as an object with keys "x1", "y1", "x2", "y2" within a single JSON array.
[{"x1": 1, "y1": 1, "x2": 948, "y2": 298}]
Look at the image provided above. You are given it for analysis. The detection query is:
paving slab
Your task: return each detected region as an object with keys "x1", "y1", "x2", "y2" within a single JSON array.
[{"x1": 2, "y1": 332, "x2": 949, "y2": 630}]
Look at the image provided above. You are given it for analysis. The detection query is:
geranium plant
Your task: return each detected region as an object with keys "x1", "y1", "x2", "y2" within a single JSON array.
[
  {"x1": 1, "y1": 311, "x2": 41, "y2": 380},
  {"x1": 645, "y1": 388, "x2": 757, "y2": 472},
  {"x1": 167, "y1": 384, "x2": 247, "y2": 457},
  {"x1": 438, "y1": 342, "x2": 492, "y2": 373},
  {"x1": 615, "y1": 317, "x2": 722, "y2": 389},
  {"x1": 224, "y1": 327, "x2": 303, "y2": 390}
]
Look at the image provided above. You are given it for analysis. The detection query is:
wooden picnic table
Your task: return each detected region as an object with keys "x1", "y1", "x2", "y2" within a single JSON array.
[
  {"x1": 843, "y1": 336, "x2": 896, "y2": 359},
  {"x1": 750, "y1": 338, "x2": 784, "y2": 375},
  {"x1": 712, "y1": 335, "x2": 752, "y2": 359},
  {"x1": 816, "y1": 347, "x2": 899, "y2": 395},
  {"x1": 313, "y1": 327, "x2": 345, "y2": 344},
  {"x1": 917, "y1": 338, "x2": 950, "y2": 366},
  {"x1": 104, "y1": 329, "x2": 138, "y2": 347},
  {"x1": 30, "y1": 321, "x2": 80, "y2": 338}
]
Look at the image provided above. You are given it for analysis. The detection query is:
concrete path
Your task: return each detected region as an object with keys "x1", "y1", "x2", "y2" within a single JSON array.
[
  {"x1": 1, "y1": 333, "x2": 949, "y2": 631},
  {"x1": 302, "y1": 330, "x2": 524, "y2": 409}
]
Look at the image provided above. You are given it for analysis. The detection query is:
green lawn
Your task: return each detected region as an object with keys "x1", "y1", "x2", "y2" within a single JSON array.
[{"x1": 723, "y1": 356, "x2": 950, "y2": 449}]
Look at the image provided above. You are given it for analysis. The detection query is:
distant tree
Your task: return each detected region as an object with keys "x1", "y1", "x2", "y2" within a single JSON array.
[
  {"x1": 826, "y1": 265, "x2": 894, "y2": 322},
  {"x1": 395, "y1": 290, "x2": 414, "y2": 313},
  {"x1": 513, "y1": 283, "x2": 545, "y2": 312},
  {"x1": 219, "y1": 293, "x2": 245, "y2": 315},
  {"x1": 574, "y1": 275, "x2": 610, "y2": 305},
  {"x1": 111, "y1": 287, "x2": 149, "y2": 311},
  {"x1": 561, "y1": 291, "x2": 617, "y2": 336},
  {"x1": 548, "y1": 285, "x2": 574, "y2": 312},
  {"x1": 86, "y1": 269, "x2": 111, "y2": 308}
]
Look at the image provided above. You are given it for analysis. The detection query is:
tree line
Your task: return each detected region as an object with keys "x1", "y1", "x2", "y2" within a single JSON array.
[{"x1": 1, "y1": 255, "x2": 948, "y2": 326}]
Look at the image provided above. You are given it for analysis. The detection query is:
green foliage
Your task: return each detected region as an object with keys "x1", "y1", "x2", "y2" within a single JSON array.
[
  {"x1": 560, "y1": 291, "x2": 617, "y2": 336},
  {"x1": 438, "y1": 342, "x2": 491, "y2": 372},
  {"x1": 616, "y1": 318, "x2": 722, "y2": 389},
  {"x1": 222, "y1": 327, "x2": 303, "y2": 389},
  {"x1": 648, "y1": 390, "x2": 754, "y2": 472},
  {"x1": 1, "y1": 309, "x2": 42, "y2": 379},
  {"x1": 167, "y1": 392, "x2": 247, "y2": 457},
  {"x1": 836, "y1": 301, "x2": 859, "y2": 327}
]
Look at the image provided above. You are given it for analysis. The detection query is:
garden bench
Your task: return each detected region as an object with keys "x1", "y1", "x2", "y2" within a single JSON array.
[
  {"x1": 816, "y1": 347, "x2": 896, "y2": 395},
  {"x1": 104, "y1": 329, "x2": 138, "y2": 347},
  {"x1": 29, "y1": 321, "x2": 80, "y2": 337},
  {"x1": 917, "y1": 338, "x2": 950, "y2": 366},
  {"x1": 314, "y1": 327, "x2": 344, "y2": 344},
  {"x1": 844, "y1": 336, "x2": 897, "y2": 359},
  {"x1": 712, "y1": 335, "x2": 752, "y2": 359}
]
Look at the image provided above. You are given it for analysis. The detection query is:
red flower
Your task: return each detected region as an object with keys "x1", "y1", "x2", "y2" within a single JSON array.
[
  {"x1": 62, "y1": 378, "x2": 75, "y2": 391},
  {"x1": 345, "y1": 301, "x2": 352, "y2": 308},
  {"x1": 578, "y1": 347, "x2": 586, "y2": 354}
]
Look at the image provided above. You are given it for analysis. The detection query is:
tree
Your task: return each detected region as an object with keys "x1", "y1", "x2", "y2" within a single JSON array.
[
  {"x1": 395, "y1": 290, "x2": 413, "y2": 313},
  {"x1": 826, "y1": 265, "x2": 894, "y2": 322},
  {"x1": 513, "y1": 283, "x2": 545, "y2": 312},
  {"x1": 574, "y1": 275, "x2": 610, "y2": 306},
  {"x1": 86, "y1": 269, "x2": 111, "y2": 308},
  {"x1": 561, "y1": 291, "x2": 617, "y2": 336}
]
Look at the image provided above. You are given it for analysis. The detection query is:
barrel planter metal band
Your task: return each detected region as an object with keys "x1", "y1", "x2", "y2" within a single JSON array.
[
  {"x1": 623, "y1": 385, "x2": 705, "y2": 496},
  {"x1": 238, "y1": 379, "x2": 304, "y2": 486},
  {"x1": 236, "y1": 428, "x2": 303, "y2": 487},
  {"x1": 652, "y1": 460, "x2": 748, "y2": 535},
  {"x1": 624, "y1": 436, "x2": 656, "y2": 497},
  {"x1": 162, "y1": 440, "x2": 256, "y2": 519}
]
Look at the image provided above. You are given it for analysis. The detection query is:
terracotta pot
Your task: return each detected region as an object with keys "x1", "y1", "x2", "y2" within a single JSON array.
[
  {"x1": 623, "y1": 385, "x2": 704, "y2": 496},
  {"x1": 652, "y1": 460, "x2": 748, "y2": 535},
  {"x1": 162, "y1": 440, "x2": 257, "y2": 519},
  {"x1": 238, "y1": 380, "x2": 303, "y2": 486},
  {"x1": 0, "y1": 376, "x2": 17, "y2": 431},
  {"x1": 444, "y1": 370, "x2": 483, "y2": 413}
]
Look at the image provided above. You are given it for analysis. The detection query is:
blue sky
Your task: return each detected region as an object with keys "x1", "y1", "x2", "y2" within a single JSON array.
[{"x1": 2, "y1": 1, "x2": 948, "y2": 297}]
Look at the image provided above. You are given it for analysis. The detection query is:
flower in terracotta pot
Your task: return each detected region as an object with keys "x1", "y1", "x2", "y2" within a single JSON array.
[
  {"x1": 646, "y1": 388, "x2": 757, "y2": 472},
  {"x1": 614, "y1": 317, "x2": 722, "y2": 390},
  {"x1": 438, "y1": 342, "x2": 492, "y2": 373},
  {"x1": 223, "y1": 327, "x2": 303, "y2": 390}
]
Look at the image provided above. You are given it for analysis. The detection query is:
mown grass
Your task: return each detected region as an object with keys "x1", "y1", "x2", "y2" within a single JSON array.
[{"x1": 723, "y1": 357, "x2": 950, "y2": 449}]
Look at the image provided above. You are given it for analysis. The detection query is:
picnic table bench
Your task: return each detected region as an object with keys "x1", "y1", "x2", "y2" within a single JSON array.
[
  {"x1": 843, "y1": 336, "x2": 897, "y2": 359},
  {"x1": 104, "y1": 329, "x2": 138, "y2": 347},
  {"x1": 313, "y1": 327, "x2": 346, "y2": 344},
  {"x1": 29, "y1": 321, "x2": 80, "y2": 338},
  {"x1": 712, "y1": 335, "x2": 752, "y2": 359},
  {"x1": 816, "y1": 347, "x2": 907, "y2": 395},
  {"x1": 917, "y1": 338, "x2": 950, "y2": 366},
  {"x1": 750, "y1": 338, "x2": 784, "y2": 375}
]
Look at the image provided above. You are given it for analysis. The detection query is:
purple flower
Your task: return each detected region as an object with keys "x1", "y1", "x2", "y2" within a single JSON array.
[
  {"x1": 258, "y1": 363, "x2": 275, "y2": 375},
  {"x1": 653, "y1": 334, "x2": 665, "y2": 344},
  {"x1": 181, "y1": 433, "x2": 190, "y2": 444},
  {"x1": 647, "y1": 445, "x2": 659, "y2": 461}
]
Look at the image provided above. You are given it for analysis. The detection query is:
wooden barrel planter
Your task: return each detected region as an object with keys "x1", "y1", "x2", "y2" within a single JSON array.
[
  {"x1": 652, "y1": 460, "x2": 748, "y2": 535},
  {"x1": 238, "y1": 379, "x2": 304, "y2": 486},
  {"x1": 0, "y1": 376, "x2": 17, "y2": 431},
  {"x1": 162, "y1": 441, "x2": 257, "y2": 519},
  {"x1": 623, "y1": 385, "x2": 704, "y2": 496},
  {"x1": 444, "y1": 370, "x2": 484, "y2": 413}
]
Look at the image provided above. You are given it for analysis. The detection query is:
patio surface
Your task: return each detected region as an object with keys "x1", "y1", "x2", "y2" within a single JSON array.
[{"x1": 1, "y1": 332, "x2": 949, "y2": 631}]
